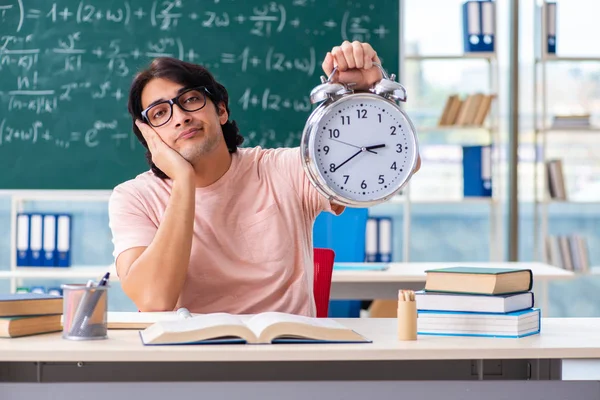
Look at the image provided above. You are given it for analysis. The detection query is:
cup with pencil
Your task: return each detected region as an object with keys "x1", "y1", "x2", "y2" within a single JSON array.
[
  {"x1": 397, "y1": 289, "x2": 417, "y2": 341},
  {"x1": 61, "y1": 272, "x2": 110, "y2": 340}
]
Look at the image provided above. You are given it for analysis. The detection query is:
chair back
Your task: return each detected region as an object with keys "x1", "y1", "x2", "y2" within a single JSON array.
[{"x1": 313, "y1": 248, "x2": 335, "y2": 318}]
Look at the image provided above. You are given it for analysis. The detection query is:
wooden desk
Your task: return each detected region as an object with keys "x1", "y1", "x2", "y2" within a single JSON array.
[
  {"x1": 1, "y1": 317, "x2": 600, "y2": 400},
  {"x1": 331, "y1": 262, "x2": 574, "y2": 314}
]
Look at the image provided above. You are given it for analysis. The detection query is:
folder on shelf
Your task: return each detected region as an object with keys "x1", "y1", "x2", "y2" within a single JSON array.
[
  {"x1": 462, "y1": 145, "x2": 492, "y2": 197},
  {"x1": 462, "y1": 0, "x2": 495, "y2": 53},
  {"x1": 16, "y1": 213, "x2": 30, "y2": 267},
  {"x1": 29, "y1": 214, "x2": 43, "y2": 266},
  {"x1": 546, "y1": 2, "x2": 557, "y2": 54},
  {"x1": 56, "y1": 214, "x2": 72, "y2": 267},
  {"x1": 42, "y1": 214, "x2": 57, "y2": 267},
  {"x1": 365, "y1": 217, "x2": 378, "y2": 262},
  {"x1": 377, "y1": 217, "x2": 392, "y2": 263}
]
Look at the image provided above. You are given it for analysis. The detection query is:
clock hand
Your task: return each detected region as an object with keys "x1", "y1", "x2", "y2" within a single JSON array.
[
  {"x1": 330, "y1": 138, "x2": 378, "y2": 154},
  {"x1": 333, "y1": 149, "x2": 362, "y2": 172},
  {"x1": 365, "y1": 143, "x2": 386, "y2": 151}
]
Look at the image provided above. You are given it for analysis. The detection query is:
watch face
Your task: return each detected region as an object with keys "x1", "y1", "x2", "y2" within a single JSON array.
[{"x1": 310, "y1": 94, "x2": 417, "y2": 204}]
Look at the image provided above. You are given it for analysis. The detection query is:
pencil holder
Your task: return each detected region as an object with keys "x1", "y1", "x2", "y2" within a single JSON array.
[
  {"x1": 61, "y1": 283, "x2": 109, "y2": 340},
  {"x1": 397, "y1": 296, "x2": 417, "y2": 341}
]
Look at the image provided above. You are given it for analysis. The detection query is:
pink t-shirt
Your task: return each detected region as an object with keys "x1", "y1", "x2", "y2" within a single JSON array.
[{"x1": 108, "y1": 147, "x2": 340, "y2": 317}]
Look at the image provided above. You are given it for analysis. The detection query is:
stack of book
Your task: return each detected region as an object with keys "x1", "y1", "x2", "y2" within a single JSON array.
[
  {"x1": 545, "y1": 234, "x2": 590, "y2": 272},
  {"x1": 0, "y1": 293, "x2": 63, "y2": 338},
  {"x1": 438, "y1": 93, "x2": 494, "y2": 127},
  {"x1": 415, "y1": 267, "x2": 540, "y2": 338},
  {"x1": 551, "y1": 114, "x2": 591, "y2": 129}
]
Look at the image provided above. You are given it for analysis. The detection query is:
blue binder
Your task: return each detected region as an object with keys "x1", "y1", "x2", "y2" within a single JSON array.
[
  {"x1": 16, "y1": 213, "x2": 30, "y2": 267},
  {"x1": 365, "y1": 217, "x2": 378, "y2": 262},
  {"x1": 376, "y1": 217, "x2": 393, "y2": 263},
  {"x1": 56, "y1": 214, "x2": 72, "y2": 267},
  {"x1": 28, "y1": 213, "x2": 44, "y2": 266},
  {"x1": 462, "y1": 0, "x2": 495, "y2": 53},
  {"x1": 463, "y1": 145, "x2": 492, "y2": 197},
  {"x1": 42, "y1": 214, "x2": 57, "y2": 267},
  {"x1": 546, "y1": 2, "x2": 557, "y2": 54}
]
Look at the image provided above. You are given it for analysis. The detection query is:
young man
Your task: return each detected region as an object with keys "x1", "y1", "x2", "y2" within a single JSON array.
[{"x1": 109, "y1": 41, "x2": 420, "y2": 315}]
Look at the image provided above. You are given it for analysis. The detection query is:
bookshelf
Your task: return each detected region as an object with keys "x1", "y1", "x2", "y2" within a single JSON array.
[
  {"x1": 398, "y1": 15, "x2": 503, "y2": 262},
  {"x1": 1, "y1": 190, "x2": 113, "y2": 293},
  {"x1": 532, "y1": 1, "x2": 600, "y2": 271}
]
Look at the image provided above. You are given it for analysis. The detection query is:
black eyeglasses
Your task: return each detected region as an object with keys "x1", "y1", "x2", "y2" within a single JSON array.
[{"x1": 141, "y1": 86, "x2": 211, "y2": 127}]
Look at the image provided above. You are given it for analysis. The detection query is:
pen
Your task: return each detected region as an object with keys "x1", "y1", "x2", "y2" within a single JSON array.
[
  {"x1": 67, "y1": 279, "x2": 95, "y2": 336},
  {"x1": 71, "y1": 272, "x2": 111, "y2": 337}
]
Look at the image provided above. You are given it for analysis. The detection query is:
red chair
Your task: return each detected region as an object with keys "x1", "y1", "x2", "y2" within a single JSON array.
[{"x1": 313, "y1": 248, "x2": 335, "y2": 318}]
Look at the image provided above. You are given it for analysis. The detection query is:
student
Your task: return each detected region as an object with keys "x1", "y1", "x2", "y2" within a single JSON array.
[{"x1": 109, "y1": 41, "x2": 421, "y2": 315}]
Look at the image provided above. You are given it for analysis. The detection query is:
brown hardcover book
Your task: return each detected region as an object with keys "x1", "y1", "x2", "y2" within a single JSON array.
[
  {"x1": 438, "y1": 95, "x2": 457, "y2": 126},
  {"x1": 463, "y1": 93, "x2": 484, "y2": 125},
  {"x1": 446, "y1": 96, "x2": 463, "y2": 125},
  {"x1": 0, "y1": 294, "x2": 63, "y2": 317},
  {"x1": 454, "y1": 95, "x2": 473, "y2": 125},
  {"x1": 472, "y1": 94, "x2": 494, "y2": 126},
  {"x1": 0, "y1": 315, "x2": 62, "y2": 338},
  {"x1": 424, "y1": 267, "x2": 533, "y2": 295}
]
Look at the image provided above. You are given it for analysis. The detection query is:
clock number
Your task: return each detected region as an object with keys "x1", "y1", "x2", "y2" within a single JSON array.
[
  {"x1": 357, "y1": 109, "x2": 367, "y2": 119},
  {"x1": 378, "y1": 175, "x2": 385, "y2": 184},
  {"x1": 343, "y1": 175, "x2": 350, "y2": 184},
  {"x1": 391, "y1": 162, "x2": 397, "y2": 170},
  {"x1": 329, "y1": 163, "x2": 336, "y2": 172},
  {"x1": 340, "y1": 115, "x2": 350, "y2": 125},
  {"x1": 361, "y1": 180, "x2": 367, "y2": 189},
  {"x1": 390, "y1": 126, "x2": 397, "y2": 135},
  {"x1": 328, "y1": 129, "x2": 340, "y2": 138},
  {"x1": 396, "y1": 143, "x2": 403, "y2": 153},
  {"x1": 323, "y1": 145, "x2": 330, "y2": 154},
  {"x1": 378, "y1": 114, "x2": 382, "y2": 123}
]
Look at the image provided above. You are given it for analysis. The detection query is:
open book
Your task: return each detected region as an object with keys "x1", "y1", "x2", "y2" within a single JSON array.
[{"x1": 139, "y1": 311, "x2": 370, "y2": 345}]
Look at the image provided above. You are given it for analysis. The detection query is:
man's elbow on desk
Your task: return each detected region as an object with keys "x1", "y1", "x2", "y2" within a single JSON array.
[
  {"x1": 120, "y1": 275, "x2": 179, "y2": 312},
  {"x1": 130, "y1": 290, "x2": 178, "y2": 312}
]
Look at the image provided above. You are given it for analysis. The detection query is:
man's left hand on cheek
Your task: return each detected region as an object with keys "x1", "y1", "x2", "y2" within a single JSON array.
[{"x1": 322, "y1": 41, "x2": 383, "y2": 91}]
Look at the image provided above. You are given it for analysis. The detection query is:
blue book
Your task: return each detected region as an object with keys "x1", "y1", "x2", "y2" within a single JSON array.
[
  {"x1": 140, "y1": 312, "x2": 371, "y2": 345},
  {"x1": 417, "y1": 308, "x2": 541, "y2": 338},
  {"x1": 462, "y1": 145, "x2": 492, "y2": 197}
]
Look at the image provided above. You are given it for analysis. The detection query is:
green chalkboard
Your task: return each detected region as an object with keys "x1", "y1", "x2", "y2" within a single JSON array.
[{"x1": 0, "y1": 0, "x2": 399, "y2": 189}]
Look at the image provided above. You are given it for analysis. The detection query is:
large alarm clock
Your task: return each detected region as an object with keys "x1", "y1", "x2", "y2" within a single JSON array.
[{"x1": 301, "y1": 63, "x2": 420, "y2": 208}]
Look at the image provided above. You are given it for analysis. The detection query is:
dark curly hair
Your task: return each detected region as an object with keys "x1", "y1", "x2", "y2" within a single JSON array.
[{"x1": 128, "y1": 58, "x2": 244, "y2": 179}]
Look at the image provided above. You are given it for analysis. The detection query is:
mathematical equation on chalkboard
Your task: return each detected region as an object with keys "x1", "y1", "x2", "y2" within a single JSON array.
[{"x1": 0, "y1": 0, "x2": 393, "y2": 151}]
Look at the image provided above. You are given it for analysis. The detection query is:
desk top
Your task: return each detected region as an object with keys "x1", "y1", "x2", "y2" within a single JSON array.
[
  {"x1": 0, "y1": 318, "x2": 597, "y2": 363},
  {"x1": 332, "y1": 262, "x2": 574, "y2": 283}
]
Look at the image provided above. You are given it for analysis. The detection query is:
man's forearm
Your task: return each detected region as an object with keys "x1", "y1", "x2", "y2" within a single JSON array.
[{"x1": 123, "y1": 178, "x2": 195, "y2": 311}]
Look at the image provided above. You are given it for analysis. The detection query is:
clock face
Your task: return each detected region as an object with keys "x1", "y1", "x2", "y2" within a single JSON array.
[{"x1": 310, "y1": 94, "x2": 418, "y2": 203}]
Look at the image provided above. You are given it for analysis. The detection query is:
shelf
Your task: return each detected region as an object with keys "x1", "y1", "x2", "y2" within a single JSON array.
[
  {"x1": 417, "y1": 125, "x2": 492, "y2": 133},
  {"x1": 546, "y1": 126, "x2": 600, "y2": 132},
  {"x1": 0, "y1": 190, "x2": 112, "y2": 202},
  {"x1": 544, "y1": 199, "x2": 600, "y2": 205},
  {"x1": 404, "y1": 53, "x2": 496, "y2": 61},
  {"x1": 0, "y1": 266, "x2": 115, "y2": 280},
  {"x1": 536, "y1": 56, "x2": 600, "y2": 63},
  {"x1": 388, "y1": 196, "x2": 494, "y2": 205}
]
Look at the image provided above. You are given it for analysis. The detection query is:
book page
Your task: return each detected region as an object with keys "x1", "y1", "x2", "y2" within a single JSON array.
[
  {"x1": 245, "y1": 312, "x2": 347, "y2": 338},
  {"x1": 156, "y1": 313, "x2": 246, "y2": 333}
]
